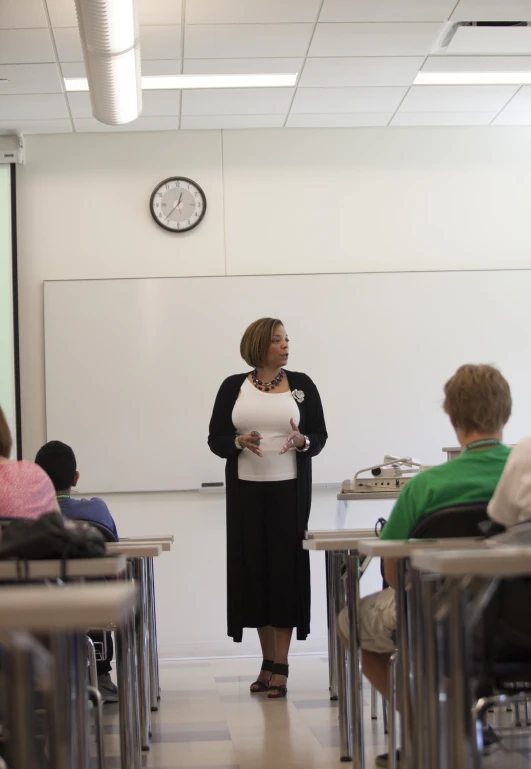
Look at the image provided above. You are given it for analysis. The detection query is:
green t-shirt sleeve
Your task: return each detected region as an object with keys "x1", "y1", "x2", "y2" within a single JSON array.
[{"x1": 379, "y1": 479, "x2": 425, "y2": 540}]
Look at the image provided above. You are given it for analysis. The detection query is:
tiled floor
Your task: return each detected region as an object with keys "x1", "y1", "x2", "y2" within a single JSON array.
[{"x1": 99, "y1": 655, "x2": 531, "y2": 769}]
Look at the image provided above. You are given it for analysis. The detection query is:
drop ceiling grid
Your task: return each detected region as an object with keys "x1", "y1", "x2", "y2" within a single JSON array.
[{"x1": 0, "y1": 0, "x2": 530, "y2": 132}]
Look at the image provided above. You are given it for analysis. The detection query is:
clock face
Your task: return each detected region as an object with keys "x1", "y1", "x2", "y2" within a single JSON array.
[{"x1": 150, "y1": 177, "x2": 207, "y2": 233}]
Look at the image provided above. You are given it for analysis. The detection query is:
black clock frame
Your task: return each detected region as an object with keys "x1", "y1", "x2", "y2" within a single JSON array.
[{"x1": 149, "y1": 176, "x2": 207, "y2": 233}]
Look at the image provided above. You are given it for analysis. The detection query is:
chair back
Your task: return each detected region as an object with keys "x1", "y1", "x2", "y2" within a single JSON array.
[{"x1": 408, "y1": 501, "x2": 494, "y2": 539}]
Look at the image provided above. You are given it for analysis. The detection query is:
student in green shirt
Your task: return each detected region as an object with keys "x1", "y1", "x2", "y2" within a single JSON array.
[{"x1": 338, "y1": 363, "x2": 512, "y2": 768}]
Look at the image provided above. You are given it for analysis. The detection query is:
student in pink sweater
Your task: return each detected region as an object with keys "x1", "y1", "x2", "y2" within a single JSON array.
[{"x1": 0, "y1": 406, "x2": 59, "y2": 519}]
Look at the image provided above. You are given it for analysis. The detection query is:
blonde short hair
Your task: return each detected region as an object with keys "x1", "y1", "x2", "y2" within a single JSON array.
[
  {"x1": 443, "y1": 364, "x2": 512, "y2": 435},
  {"x1": 240, "y1": 318, "x2": 283, "y2": 369},
  {"x1": 0, "y1": 405, "x2": 13, "y2": 459}
]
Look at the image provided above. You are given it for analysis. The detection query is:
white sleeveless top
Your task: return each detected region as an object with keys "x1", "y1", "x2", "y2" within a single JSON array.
[{"x1": 232, "y1": 378, "x2": 300, "y2": 482}]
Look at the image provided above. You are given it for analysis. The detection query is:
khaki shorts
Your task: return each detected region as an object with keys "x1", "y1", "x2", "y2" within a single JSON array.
[{"x1": 338, "y1": 588, "x2": 397, "y2": 654}]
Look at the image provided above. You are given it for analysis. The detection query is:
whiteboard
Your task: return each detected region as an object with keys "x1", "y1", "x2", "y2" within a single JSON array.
[{"x1": 44, "y1": 272, "x2": 531, "y2": 493}]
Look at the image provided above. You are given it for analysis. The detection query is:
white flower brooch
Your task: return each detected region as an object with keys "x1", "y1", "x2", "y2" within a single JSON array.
[{"x1": 292, "y1": 389, "x2": 305, "y2": 403}]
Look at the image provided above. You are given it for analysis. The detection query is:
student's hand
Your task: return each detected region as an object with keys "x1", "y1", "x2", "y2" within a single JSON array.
[
  {"x1": 280, "y1": 419, "x2": 305, "y2": 454},
  {"x1": 238, "y1": 433, "x2": 263, "y2": 457}
]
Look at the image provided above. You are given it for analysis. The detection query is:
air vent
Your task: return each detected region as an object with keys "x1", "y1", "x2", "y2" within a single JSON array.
[{"x1": 433, "y1": 21, "x2": 531, "y2": 54}]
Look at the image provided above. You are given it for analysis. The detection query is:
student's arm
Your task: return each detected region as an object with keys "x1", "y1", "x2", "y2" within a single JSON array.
[
  {"x1": 488, "y1": 439, "x2": 531, "y2": 528},
  {"x1": 383, "y1": 557, "x2": 398, "y2": 589}
]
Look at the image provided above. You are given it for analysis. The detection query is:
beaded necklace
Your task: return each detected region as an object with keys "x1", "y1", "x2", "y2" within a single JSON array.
[{"x1": 251, "y1": 368, "x2": 285, "y2": 392}]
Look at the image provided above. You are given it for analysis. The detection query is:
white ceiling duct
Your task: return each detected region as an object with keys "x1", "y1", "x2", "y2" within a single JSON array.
[{"x1": 73, "y1": 0, "x2": 142, "y2": 125}]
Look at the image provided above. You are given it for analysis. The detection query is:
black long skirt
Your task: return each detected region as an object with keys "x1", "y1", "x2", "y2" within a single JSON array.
[{"x1": 238, "y1": 478, "x2": 300, "y2": 629}]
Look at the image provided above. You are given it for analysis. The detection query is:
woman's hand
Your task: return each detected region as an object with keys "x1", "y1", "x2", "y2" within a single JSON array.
[
  {"x1": 280, "y1": 419, "x2": 305, "y2": 454},
  {"x1": 237, "y1": 433, "x2": 263, "y2": 457}
]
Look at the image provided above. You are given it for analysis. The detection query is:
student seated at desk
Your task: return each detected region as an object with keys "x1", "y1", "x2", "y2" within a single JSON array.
[
  {"x1": 488, "y1": 437, "x2": 531, "y2": 527},
  {"x1": 0, "y1": 406, "x2": 60, "y2": 519},
  {"x1": 35, "y1": 440, "x2": 118, "y2": 541},
  {"x1": 35, "y1": 440, "x2": 119, "y2": 702},
  {"x1": 338, "y1": 364, "x2": 512, "y2": 767}
]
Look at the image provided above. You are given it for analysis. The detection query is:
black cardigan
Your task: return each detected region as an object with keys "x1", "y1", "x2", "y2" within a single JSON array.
[{"x1": 208, "y1": 370, "x2": 327, "y2": 641}]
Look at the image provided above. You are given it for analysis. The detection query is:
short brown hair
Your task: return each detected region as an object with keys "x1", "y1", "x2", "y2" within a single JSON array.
[
  {"x1": 443, "y1": 364, "x2": 512, "y2": 435},
  {"x1": 0, "y1": 406, "x2": 13, "y2": 459},
  {"x1": 240, "y1": 318, "x2": 284, "y2": 368}
]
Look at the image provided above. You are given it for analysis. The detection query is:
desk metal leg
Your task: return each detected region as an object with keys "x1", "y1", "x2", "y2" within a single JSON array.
[
  {"x1": 4, "y1": 634, "x2": 42, "y2": 769},
  {"x1": 395, "y1": 561, "x2": 413, "y2": 769},
  {"x1": 133, "y1": 557, "x2": 151, "y2": 750},
  {"x1": 116, "y1": 608, "x2": 142, "y2": 769},
  {"x1": 447, "y1": 579, "x2": 475, "y2": 769},
  {"x1": 346, "y1": 550, "x2": 364, "y2": 769},
  {"x1": 73, "y1": 631, "x2": 90, "y2": 769},
  {"x1": 147, "y1": 556, "x2": 160, "y2": 708},
  {"x1": 326, "y1": 550, "x2": 339, "y2": 700},
  {"x1": 333, "y1": 550, "x2": 351, "y2": 761}
]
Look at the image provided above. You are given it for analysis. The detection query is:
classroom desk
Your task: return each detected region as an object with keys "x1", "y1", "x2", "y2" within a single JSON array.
[
  {"x1": 0, "y1": 582, "x2": 136, "y2": 769},
  {"x1": 411, "y1": 546, "x2": 531, "y2": 769},
  {"x1": 304, "y1": 534, "x2": 378, "y2": 768},
  {"x1": 357, "y1": 538, "x2": 486, "y2": 769},
  {"x1": 116, "y1": 536, "x2": 174, "y2": 708},
  {"x1": 106, "y1": 541, "x2": 163, "y2": 748},
  {"x1": 0, "y1": 556, "x2": 141, "y2": 769}
]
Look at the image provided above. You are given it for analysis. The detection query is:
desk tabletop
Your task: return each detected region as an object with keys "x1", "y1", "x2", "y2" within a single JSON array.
[
  {"x1": 303, "y1": 534, "x2": 379, "y2": 551},
  {"x1": 105, "y1": 542, "x2": 162, "y2": 558},
  {"x1": 0, "y1": 554, "x2": 127, "y2": 580},
  {"x1": 0, "y1": 583, "x2": 137, "y2": 632},
  {"x1": 337, "y1": 492, "x2": 400, "y2": 501},
  {"x1": 358, "y1": 538, "x2": 486, "y2": 558},
  {"x1": 411, "y1": 546, "x2": 531, "y2": 577},
  {"x1": 305, "y1": 528, "x2": 374, "y2": 540},
  {"x1": 121, "y1": 535, "x2": 173, "y2": 552}
]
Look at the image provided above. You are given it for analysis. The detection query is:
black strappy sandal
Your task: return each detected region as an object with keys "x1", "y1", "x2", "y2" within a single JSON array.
[
  {"x1": 267, "y1": 663, "x2": 289, "y2": 699},
  {"x1": 250, "y1": 658, "x2": 274, "y2": 693}
]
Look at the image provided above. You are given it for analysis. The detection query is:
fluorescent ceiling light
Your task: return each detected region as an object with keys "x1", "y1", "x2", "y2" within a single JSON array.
[
  {"x1": 64, "y1": 73, "x2": 298, "y2": 92},
  {"x1": 74, "y1": 0, "x2": 141, "y2": 125},
  {"x1": 414, "y1": 71, "x2": 531, "y2": 85}
]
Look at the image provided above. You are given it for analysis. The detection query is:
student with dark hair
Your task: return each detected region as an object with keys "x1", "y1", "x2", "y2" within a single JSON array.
[
  {"x1": 35, "y1": 440, "x2": 118, "y2": 540},
  {"x1": 35, "y1": 440, "x2": 119, "y2": 702}
]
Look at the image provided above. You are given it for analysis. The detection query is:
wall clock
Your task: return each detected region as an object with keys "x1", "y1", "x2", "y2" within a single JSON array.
[{"x1": 150, "y1": 177, "x2": 207, "y2": 233}]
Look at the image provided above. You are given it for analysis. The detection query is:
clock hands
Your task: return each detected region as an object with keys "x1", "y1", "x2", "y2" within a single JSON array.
[{"x1": 166, "y1": 192, "x2": 183, "y2": 220}]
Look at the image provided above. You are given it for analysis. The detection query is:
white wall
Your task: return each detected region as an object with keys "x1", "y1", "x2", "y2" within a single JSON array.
[{"x1": 16, "y1": 127, "x2": 531, "y2": 657}]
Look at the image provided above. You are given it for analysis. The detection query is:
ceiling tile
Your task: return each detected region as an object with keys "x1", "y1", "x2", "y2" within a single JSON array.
[
  {"x1": 422, "y1": 55, "x2": 531, "y2": 73},
  {"x1": 0, "y1": 29, "x2": 55, "y2": 64},
  {"x1": 181, "y1": 114, "x2": 285, "y2": 129},
  {"x1": 141, "y1": 26, "x2": 182, "y2": 60},
  {"x1": 391, "y1": 111, "x2": 497, "y2": 125},
  {"x1": 55, "y1": 26, "x2": 181, "y2": 62},
  {"x1": 73, "y1": 117, "x2": 181, "y2": 132},
  {"x1": 320, "y1": 0, "x2": 456, "y2": 22},
  {"x1": 68, "y1": 90, "x2": 180, "y2": 118},
  {"x1": 0, "y1": 64, "x2": 63, "y2": 94},
  {"x1": 181, "y1": 87, "x2": 294, "y2": 115},
  {"x1": 309, "y1": 23, "x2": 442, "y2": 56},
  {"x1": 183, "y1": 58, "x2": 303, "y2": 75},
  {"x1": 0, "y1": 119, "x2": 72, "y2": 134},
  {"x1": 493, "y1": 111, "x2": 531, "y2": 125},
  {"x1": 0, "y1": 94, "x2": 69, "y2": 120},
  {"x1": 447, "y1": 26, "x2": 531, "y2": 54},
  {"x1": 52, "y1": 28, "x2": 82, "y2": 61},
  {"x1": 287, "y1": 112, "x2": 392, "y2": 127},
  {"x1": 47, "y1": 0, "x2": 182, "y2": 27},
  {"x1": 185, "y1": 0, "x2": 321, "y2": 24},
  {"x1": 184, "y1": 24, "x2": 313, "y2": 58},
  {"x1": 291, "y1": 86, "x2": 407, "y2": 114},
  {"x1": 0, "y1": 0, "x2": 47, "y2": 28},
  {"x1": 138, "y1": 0, "x2": 182, "y2": 25},
  {"x1": 498, "y1": 85, "x2": 531, "y2": 110},
  {"x1": 398, "y1": 84, "x2": 518, "y2": 111},
  {"x1": 299, "y1": 57, "x2": 423, "y2": 87},
  {"x1": 451, "y1": 1, "x2": 531, "y2": 22}
]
